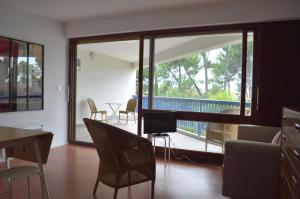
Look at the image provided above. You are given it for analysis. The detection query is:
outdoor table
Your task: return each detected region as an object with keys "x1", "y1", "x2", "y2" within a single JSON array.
[{"x1": 106, "y1": 102, "x2": 122, "y2": 120}]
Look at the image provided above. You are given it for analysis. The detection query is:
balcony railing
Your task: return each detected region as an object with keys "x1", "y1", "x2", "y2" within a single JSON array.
[{"x1": 135, "y1": 95, "x2": 251, "y2": 137}]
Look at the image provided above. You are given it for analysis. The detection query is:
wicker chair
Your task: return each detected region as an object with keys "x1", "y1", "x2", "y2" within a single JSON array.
[
  {"x1": 83, "y1": 118, "x2": 156, "y2": 199},
  {"x1": 118, "y1": 98, "x2": 137, "y2": 124},
  {"x1": 205, "y1": 108, "x2": 251, "y2": 152},
  {"x1": 87, "y1": 98, "x2": 107, "y2": 122}
]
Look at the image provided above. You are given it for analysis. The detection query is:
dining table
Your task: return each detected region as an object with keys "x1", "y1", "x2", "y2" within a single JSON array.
[{"x1": 0, "y1": 126, "x2": 52, "y2": 199}]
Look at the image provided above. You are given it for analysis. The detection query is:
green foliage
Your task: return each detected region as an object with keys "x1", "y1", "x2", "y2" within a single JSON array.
[
  {"x1": 155, "y1": 55, "x2": 202, "y2": 96},
  {"x1": 207, "y1": 90, "x2": 237, "y2": 101},
  {"x1": 211, "y1": 44, "x2": 242, "y2": 91},
  {"x1": 139, "y1": 39, "x2": 253, "y2": 101}
]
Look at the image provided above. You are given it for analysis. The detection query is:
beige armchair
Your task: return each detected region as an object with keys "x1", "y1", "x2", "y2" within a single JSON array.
[
  {"x1": 222, "y1": 125, "x2": 281, "y2": 199},
  {"x1": 83, "y1": 118, "x2": 156, "y2": 199}
]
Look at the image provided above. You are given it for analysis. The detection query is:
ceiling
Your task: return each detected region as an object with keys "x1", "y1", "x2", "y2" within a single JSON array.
[
  {"x1": 0, "y1": 0, "x2": 232, "y2": 22},
  {"x1": 78, "y1": 33, "x2": 242, "y2": 63},
  {"x1": 78, "y1": 36, "x2": 199, "y2": 62}
]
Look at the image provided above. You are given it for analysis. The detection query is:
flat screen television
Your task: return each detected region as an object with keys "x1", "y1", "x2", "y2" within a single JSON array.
[{"x1": 143, "y1": 111, "x2": 177, "y2": 135}]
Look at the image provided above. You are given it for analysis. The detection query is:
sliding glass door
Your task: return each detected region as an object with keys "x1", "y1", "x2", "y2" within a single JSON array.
[{"x1": 69, "y1": 26, "x2": 257, "y2": 161}]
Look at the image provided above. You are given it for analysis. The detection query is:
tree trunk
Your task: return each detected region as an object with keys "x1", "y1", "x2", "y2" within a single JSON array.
[
  {"x1": 183, "y1": 66, "x2": 202, "y2": 97},
  {"x1": 201, "y1": 53, "x2": 210, "y2": 96},
  {"x1": 178, "y1": 66, "x2": 182, "y2": 93},
  {"x1": 154, "y1": 74, "x2": 158, "y2": 96},
  {"x1": 224, "y1": 51, "x2": 229, "y2": 91}
]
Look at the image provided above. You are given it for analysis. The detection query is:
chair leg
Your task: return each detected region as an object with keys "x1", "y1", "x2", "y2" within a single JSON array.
[
  {"x1": 126, "y1": 113, "x2": 128, "y2": 125},
  {"x1": 93, "y1": 178, "x2": 100, "y2": 195},
  {"x1": 8, "y1": 178, "x2": 12, "y2": 199},
  {"x1": 39, "y1": 174, "x2": 45, "y2": 199},
  {"x1": 205, "y1": 140, "x2": 208, "y2": 152},
  {"x1": 118, "y1": 113, "x2": 120, "y2": 124},
  {"x1": 113, "y1": 188, "x2": 118, "y2": 199},
  {"x1": 27, "y1": 176, "x2": 31, "y2": 199},
  {"x1": 151, "y1": 180, "x2": 155, "y2": 199},
  {"x1": 90, "y1": 113, "x2": 93, "y2": 119}
]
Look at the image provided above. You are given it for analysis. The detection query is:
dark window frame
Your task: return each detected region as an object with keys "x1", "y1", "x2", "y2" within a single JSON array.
[
  {"x1": 0, "y1": 35, "x2": 44, "y2": 113},
  {"x1": 68, "y1": 22, "x2": 260, "y2": 163},
  {"x1": 137, "y1": 28, "x2": 257, "y2": 135}
]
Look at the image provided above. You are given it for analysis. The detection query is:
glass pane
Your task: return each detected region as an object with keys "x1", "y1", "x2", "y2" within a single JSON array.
[
  {"x1": 153, "y1": 33, "x2": 243, "y2": 115},
  {"x1": 28, "y1": 44, "x2": 43, "y2": 110},
  {"x1": 145, "y1": 119, "x2": 236, "y2": 154},
  {"x1": 12, "y1": 40, "x2": 27, "y2": 111},
  {"x1": 141, "y1": 39, "x2": 150, "y2": 109},
  {"x1": 245, "y1": 32, "x2": 254, "y2": 116},
  {"x1": 76, "y1": 40, "x2": 139, "y2": 142},
  {"x1": 0, "y1": 37, "x2": 10, "y2": 112}
]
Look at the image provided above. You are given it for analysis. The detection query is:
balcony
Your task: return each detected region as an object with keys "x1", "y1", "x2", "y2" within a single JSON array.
[{"x1": 76, "y1": 96, "x2": 250, "y2": 154}]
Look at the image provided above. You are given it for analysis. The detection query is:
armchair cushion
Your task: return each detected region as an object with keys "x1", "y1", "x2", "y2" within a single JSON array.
[
  {"x1": 237, "y1": 125, "x2": 280, "y2": 143},
  {"x1": 223, "y1": 140, "x2": 281, "y2": 199}
]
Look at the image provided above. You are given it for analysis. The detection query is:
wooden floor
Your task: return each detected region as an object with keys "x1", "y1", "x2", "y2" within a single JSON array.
[{"x1": 0, "y1": 145, "x2": 228, "y2": 199}]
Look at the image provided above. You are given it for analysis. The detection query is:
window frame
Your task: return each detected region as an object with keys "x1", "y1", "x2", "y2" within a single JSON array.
[
  {"x1": 137, "y1": 28, "x2": 258, "y2": 135},
  {"x1": 0, "y1": 36, "x2": 44, "y2": 113},
  {"x1": 68, "y1": 23, "x2": 259, "y2": 162}
]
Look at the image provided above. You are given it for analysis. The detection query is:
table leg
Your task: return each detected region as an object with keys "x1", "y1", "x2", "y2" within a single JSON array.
[
  {"x1": 4, "y1": 149, "x2": 12, "y2": 199},
  {"x1": 153, "y1": 138, "x2": 156, "y2": 153},
  {"x1": 168, "y1": 136, "x2": 171, "y2": 163},
  {"x1": 108, "y1": 104, "x2": 122, "y2": 120},
  {"x1": 164, "y1": 138, "x2": 166, "y2": 168},
  {"x1": 34, "y1": 140, "x2": 50, "y2": 199}
]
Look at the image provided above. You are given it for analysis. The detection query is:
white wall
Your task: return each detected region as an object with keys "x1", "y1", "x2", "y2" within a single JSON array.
[
  {"x1": 65, "y1": 0, "x2": 300, "y2": 38},
  {"x1": 0, "y1": 2, "x2": 68, "y2": 147},
  {"x1": 76, "y1": 49, "x2": 136, "y2": 124}
]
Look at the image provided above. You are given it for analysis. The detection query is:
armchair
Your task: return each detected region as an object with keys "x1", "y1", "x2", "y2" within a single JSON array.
[
  {"x1": 222, "y1": 125, "x2": 281, "y2": 199},
  {"x1": 83, "y1": 118, "x2": 156, "y2": 199}
]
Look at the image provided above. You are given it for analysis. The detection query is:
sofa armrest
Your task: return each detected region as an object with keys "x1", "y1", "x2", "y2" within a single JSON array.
[
  {"x1": 238, "y1": 125, "x2": 280, "y2": 143},
  {"x1": 222, "y1": 140, "x2": 280, "y2": 199}
]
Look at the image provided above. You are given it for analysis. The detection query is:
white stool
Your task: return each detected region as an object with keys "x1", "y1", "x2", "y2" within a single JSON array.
[{"x1": 0, "y1": 165, "x2": 43, "y2": 199}]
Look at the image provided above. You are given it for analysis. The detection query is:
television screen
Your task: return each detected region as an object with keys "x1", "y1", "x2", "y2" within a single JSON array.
[{"x1": 143, "y1": 111, "x2": 177, "y2": 134}]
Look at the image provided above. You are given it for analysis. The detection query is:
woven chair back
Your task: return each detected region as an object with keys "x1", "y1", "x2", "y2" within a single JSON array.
[
  {"x1": 206, "y1": 108, "x2": 238, "y2": 132},
  {"x1": 87, "y1": 98, "x2": 97, "y2": 113},
  {"x1": 126, "y1": 98, "x2": 137, "y2": 112},
  {"x1": 83, "y1": 118, "x2": 119, "y2": 169}
]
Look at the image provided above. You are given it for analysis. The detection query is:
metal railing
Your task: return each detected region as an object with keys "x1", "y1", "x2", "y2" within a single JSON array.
[{"x1": 135, "y1": 95, "x2": 251, "y2": 136}]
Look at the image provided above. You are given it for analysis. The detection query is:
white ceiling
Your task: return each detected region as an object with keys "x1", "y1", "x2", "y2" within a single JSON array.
[
  {"x1": 78, "y1": 34, "x2": 242, "y2": 63},
  {"x1": 0, "y1": 0, "x2": 232, "y2": 22},
  {"x1": 78, "y1": 36, "x2": 199, "y2": 62}
]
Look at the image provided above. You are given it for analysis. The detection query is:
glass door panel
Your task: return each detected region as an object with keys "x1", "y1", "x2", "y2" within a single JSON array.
[
  {"x1": 75, "y1": 39, "x2": 140, "y2": 142},
  {"x1": 152, "y1": 33, "x2": 244, "y2": 115}
]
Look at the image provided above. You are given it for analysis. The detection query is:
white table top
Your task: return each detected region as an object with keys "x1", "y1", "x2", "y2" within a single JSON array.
[{"x1": 106, "y1": 102, "x2": 122, "y2": 105}]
